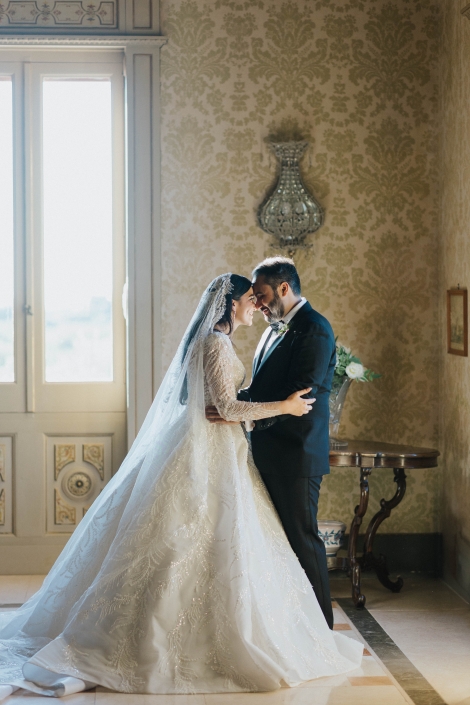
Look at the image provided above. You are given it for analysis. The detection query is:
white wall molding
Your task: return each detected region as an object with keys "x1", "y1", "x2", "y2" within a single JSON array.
[
  {"x1": 0, "y1": 0, "x2": 160, "y2": 34},
  {"x1": 0, "y1": 34, "x2": 166, "y2": 46},
  {"x1": 125, "y1": 43, "x2": 163, "y2": 442}
]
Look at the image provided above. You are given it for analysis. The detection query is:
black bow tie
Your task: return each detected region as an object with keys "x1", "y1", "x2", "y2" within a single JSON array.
[{"x1": 270, "y1": 321, "x2": 285, "y2": 332}]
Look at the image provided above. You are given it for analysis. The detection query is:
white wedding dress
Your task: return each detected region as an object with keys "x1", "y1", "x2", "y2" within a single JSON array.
[{"x1": 0, "y1": 275, "x2": 362, "y2": 699}]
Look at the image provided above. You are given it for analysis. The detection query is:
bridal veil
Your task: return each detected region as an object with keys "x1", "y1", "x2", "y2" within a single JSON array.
[{"x1": 0, "y1": 274, "x2": 236, "y2": 693}]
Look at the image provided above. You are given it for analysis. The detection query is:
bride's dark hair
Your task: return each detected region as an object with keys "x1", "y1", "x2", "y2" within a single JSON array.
[
  {"x1": 180, "y1": 273, "x2": 252, "y2": 404},
  {"x1": 215, "y1": 273, "x2": 252, "y2": 336}
]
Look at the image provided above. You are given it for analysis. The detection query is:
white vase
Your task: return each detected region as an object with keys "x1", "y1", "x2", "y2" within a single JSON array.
[{"x1": 318, "y1": 520, "x2": 346, "y2": 570}]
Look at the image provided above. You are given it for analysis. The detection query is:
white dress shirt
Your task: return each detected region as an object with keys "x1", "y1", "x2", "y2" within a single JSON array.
[{"x1": 281, "y1": 296, "x2": 307, "y2": 324}]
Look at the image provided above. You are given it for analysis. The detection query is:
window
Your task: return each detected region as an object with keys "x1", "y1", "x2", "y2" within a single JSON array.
[
  {"x1": 0, "y1": 54, "x2": 125, "y2": 413},
  {"x1": 42, "y1": 79, "x2": 114, "y2": 382}
]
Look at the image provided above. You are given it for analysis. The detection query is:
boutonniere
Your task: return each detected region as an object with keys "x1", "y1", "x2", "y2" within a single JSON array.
[{"x1": 276, "y1": 322, "x2": 291, "y2": 337}]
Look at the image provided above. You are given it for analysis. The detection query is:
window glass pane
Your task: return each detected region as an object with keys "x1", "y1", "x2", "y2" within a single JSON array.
[
  {"x1": 0, "y1": 78, "x2": 15, "y2": 383},
  {"x1": 43, "y1": 79, "x2": 113, "y2": 382}
]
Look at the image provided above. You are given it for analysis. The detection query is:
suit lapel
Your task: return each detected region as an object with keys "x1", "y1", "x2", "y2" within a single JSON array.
[
  {"x1": 254, "y1": 328, "x2": 286, "y2": 376},
  {"x1": 252, "y1": 302, "x2": 314, "y2": 380},
  {"x1": 252, "y1": 326, "x2": 272, "y2": 378}
]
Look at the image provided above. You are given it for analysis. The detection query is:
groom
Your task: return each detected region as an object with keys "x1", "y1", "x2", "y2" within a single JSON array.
[{"x1": 208, "y1": 256, "x2": 336, "y2": 629}]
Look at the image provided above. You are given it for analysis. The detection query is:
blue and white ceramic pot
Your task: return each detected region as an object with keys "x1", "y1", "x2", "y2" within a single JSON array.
[{"x1": 318, "y1": 520, "x2": 347, "y2": 570}]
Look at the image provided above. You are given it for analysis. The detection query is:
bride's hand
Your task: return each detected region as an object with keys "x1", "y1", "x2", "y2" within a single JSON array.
[{"x1": 281, "y1": 388, "x2": 316, "y2": 417}]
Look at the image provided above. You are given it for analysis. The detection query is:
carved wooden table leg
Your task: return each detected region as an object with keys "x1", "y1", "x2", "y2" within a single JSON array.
[
  {"x1": 361, "y1": 467, "x2": 407, "y2": 593},
  {"x1": 348, "y1": 467, "x2": 372, "y2": 609}
]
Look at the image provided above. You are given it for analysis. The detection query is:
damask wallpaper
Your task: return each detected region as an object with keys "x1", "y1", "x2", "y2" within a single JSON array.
[
  {"x1": 159, "y1": 0, "x2": 440, "y2": 532},
  {"x1": 440, "y1": 0, "x2": 470, "y2": 595}
]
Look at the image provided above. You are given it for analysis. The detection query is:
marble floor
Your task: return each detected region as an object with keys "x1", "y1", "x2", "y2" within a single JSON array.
[
  {"x1": 330, "y1": 572, "x2": 470, "y2": 705},
  {"x1": 0, "y1": 572, "x2": 468, "y2": 705}
]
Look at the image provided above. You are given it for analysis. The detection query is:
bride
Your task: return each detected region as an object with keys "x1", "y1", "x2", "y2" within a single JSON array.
[{"x1": 0, "y1": 273, "x2": 363, "y2": 699}]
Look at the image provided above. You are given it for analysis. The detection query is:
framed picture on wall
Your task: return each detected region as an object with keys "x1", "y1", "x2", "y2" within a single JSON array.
[{"x1": 447, "y1": 288, "x2": 468, "y2": 356}]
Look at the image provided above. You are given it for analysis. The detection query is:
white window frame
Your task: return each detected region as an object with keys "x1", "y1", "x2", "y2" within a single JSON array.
[
  {"x1": 31, "y1": 57, "x2": 125, "y2": 412},
  {"x1": 0, "y1": 63, "x2": 26, "y2": 412},
  {"x1": 0, "y1": 52, "x2": 125, "y2": 413},
  {"x1": 0, "y1": 36, "x2": 165, "y2": 439}
]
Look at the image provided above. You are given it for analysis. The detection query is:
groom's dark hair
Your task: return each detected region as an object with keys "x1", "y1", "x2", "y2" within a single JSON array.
[{"x1": 252, "y1": 256, "x2": 301, "y2": 296}]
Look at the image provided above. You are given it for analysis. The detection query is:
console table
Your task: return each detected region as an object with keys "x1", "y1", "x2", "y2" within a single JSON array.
[{"x1": 328, "y1": 440, "x2": 439, "y2": 609}]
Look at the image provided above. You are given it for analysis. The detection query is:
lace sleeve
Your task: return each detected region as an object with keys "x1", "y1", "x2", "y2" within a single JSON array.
[{"x1": 204, "y1": 333, "x2": 282, "y2": 422}]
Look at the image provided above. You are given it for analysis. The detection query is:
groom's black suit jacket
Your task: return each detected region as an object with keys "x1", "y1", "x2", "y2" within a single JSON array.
[{"x1": 239, "y1": 302, "x2": 335, "y2": 478}]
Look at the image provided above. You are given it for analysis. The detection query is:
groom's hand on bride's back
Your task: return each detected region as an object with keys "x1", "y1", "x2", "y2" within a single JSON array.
[
  {"x1": 205, "y1": 406, "x2": 239, "y2": 424},
  {"x1": 281, "y1": 388, "x2": 316, "y2": 417}
]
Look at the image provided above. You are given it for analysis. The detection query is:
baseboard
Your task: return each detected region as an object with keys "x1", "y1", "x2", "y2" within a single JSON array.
[
  {"x1": 336, "y1": 532, "x2": 443, "y2": 577},
  {"x1": 0, "y1": 540, "x2": 67, "y2": 574}
]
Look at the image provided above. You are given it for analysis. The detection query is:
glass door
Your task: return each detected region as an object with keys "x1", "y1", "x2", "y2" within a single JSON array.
[{"x1": 28, "y1": 61, "x2": 126, "y2": 412}]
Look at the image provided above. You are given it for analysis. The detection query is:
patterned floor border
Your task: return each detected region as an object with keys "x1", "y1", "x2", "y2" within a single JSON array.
[{"x1": 336, "y1": 597, "x2": 447, "y2": 705}]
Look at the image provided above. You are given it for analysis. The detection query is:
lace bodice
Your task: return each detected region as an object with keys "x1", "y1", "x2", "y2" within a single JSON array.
[{"x1": 204, "y1": 332, "x2": 282, "y2": 422}]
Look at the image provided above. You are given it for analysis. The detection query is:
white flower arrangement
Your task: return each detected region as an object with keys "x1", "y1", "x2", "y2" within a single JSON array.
[{"x1": 334, "y1": 341, "x2": 380, "y2": 384}]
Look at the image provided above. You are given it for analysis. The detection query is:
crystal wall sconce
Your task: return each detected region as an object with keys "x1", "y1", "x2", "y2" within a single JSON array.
[{"x1": 258, "y1": 141, "x2": 323, "y2": 255}]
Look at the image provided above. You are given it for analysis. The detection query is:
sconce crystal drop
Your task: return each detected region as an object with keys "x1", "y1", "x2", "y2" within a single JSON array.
[{"x1": 258, "y1": 141, "x2": 323, "y2": 250}]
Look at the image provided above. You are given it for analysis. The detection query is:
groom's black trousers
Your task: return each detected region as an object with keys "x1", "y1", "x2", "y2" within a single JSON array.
[{"x1": 260, "y1": 474, "x2": 334, "y2": 630}]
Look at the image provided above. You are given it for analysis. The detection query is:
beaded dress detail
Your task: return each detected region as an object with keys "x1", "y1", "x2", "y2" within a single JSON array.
[{"x1": 203, "y1": 331, "x2": 282, "y2": 423}]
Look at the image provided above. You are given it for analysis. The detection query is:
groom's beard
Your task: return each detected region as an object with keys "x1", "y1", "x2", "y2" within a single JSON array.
[{"x1": 264, "y1": 292, "x2": 285, "y2": 323}]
